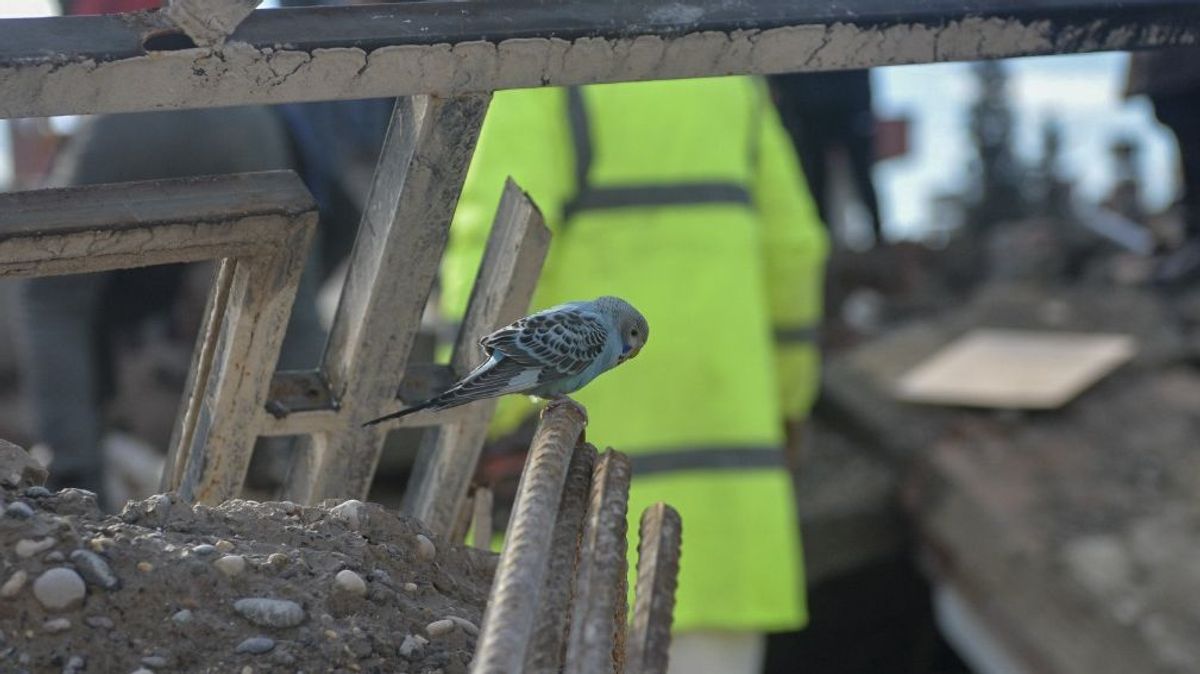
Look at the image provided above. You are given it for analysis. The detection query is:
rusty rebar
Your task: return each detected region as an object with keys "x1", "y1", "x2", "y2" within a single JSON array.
[
  {"x1": 524, "y1": 442, "x2": 598, "y2": 674},
  {"x1": 471, "y1": 399, "x2": 588, "y2": 674},
  {"x1": 624, "y1": 503, "x2": 683, "y2": 674},
  {"x1": 564, "y1": 448, "x2": 632, "y2": 674}
]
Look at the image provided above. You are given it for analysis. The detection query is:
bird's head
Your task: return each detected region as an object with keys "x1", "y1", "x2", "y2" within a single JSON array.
[{"x1": 596, "y1": 296, "x2": 649, "y2": 364}]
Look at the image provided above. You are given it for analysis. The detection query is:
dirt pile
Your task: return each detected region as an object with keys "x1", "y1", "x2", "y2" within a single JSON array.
[{"x1": 0, "y1": 441, "x2": 495, "y2": 674}]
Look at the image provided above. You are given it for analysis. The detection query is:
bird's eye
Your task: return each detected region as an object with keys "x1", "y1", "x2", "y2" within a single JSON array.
[{"x1": 631, "y1": 329, "x2": 639, "y2": 337}]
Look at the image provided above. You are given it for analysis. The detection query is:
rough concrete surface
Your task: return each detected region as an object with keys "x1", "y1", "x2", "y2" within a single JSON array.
[{"x1": 0, "y1": 444, "x2": 495, "y2": 673}]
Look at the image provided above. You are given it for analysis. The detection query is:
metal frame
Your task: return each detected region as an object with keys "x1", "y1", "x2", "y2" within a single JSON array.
[{"x1": 0, "y1": 171, "x2": 316, "y2": 504}]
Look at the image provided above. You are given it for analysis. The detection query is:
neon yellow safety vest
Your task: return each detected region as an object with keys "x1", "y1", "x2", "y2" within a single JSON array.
[{"x1": 442, "y1": 77, "x2": 829, "y2": 633}]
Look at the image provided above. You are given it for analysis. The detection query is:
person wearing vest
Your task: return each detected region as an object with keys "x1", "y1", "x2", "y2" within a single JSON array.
[{"x1": 441, "y1": 77, "x2": 828, "y2": 673}]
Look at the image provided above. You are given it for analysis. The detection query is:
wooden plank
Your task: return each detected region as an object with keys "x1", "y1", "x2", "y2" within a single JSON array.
[
  {"x1": 472, "y1": 401, "x2": 588, "y2": 674},
  {"x1": 2, "y1": 1, "x2": 1197, "y2": 119},
  {"x1": 0, "y1": 172, "x2": 313, "y2": 277},
  {"x1": 471, "y1": 486, "x2": 495, "y2": 551},
  {"x1": 170, "y1": 220, "x2": 317, "y2": 504},
  {"x1": 403, "y1": 179, "x2": 551, "y2": 535},
  {"x1": 564, "y1": 449, "x2": 633, "y2": 674},
  {"x1": 281, "y1": 93, "x2": 490, "y2": 504},
  {"x1": 525, "y1": 443, "x2": 598, "y2": 674},
  {"x1": 625, "y1": 503, "x2": 683, "y2": 674},
  {"x1": 894, "y1": 328, "x2": 1136, "y2": 409}
]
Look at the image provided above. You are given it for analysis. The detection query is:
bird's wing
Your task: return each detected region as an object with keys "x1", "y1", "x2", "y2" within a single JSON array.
[{"x1": 480, "y1": 307, "x2": 610, "y2": 382}]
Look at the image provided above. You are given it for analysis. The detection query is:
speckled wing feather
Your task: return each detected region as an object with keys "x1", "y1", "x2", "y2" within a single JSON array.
[{"x1": 480, "y1": 306, "x2": 610, "y2": 383}]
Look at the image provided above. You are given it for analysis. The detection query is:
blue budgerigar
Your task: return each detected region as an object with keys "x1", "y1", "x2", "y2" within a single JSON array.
[{"x1": 363, "y1": 296, "x2": 649, "y2": 426}]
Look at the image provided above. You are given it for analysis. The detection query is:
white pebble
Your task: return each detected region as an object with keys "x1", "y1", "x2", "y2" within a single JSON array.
[
  {"x1": 130, "y1": 669, "x2": 154, "y2": 674},
  {"x1": 403, "y1": 582, "x2": 418, "y2": 593},
  {"x1": 214, "y1": 539, "x2": 234, "y2": 553},
  {"x1": 425, "y1": 619, "x2": 455, "y2": 637},
  {"x1": 171, "y1": 609, "x2": 193, "y2": 625},
  {"x1": 415, "y1": 534, "x2": 436, "y2": 561},
  {"x1": 16, "y1": 537, "x2": 56, "y2": 558},
  {"x1": 1, "y1": 570, "x2": 28, "y2": 598},
  {"x1": 333, "y1": 570, "x2": 366, "y2": 596},
  {"x1": 448, "y1": 615, "x2": 479, "y2": 636},
  {"x1": 141, "y1": 655, "x2": 168, "y2": 667},
  {"x1": 32, "y1": 568, "x2": 86, "y2": 610},
  {"x1": 330, "y1": 499, "x2": 364, "y2": 531},
  {"x1": 398, "y1": 633, "x2": 428, "y2": 657},
  {"x1": 233, "y1": 598, "x2": 305, "y2": 628},
  {"x1": 213, "y1": 555, "x2": 246, "y2": 577},
  {"x1": 43, "y1": 618, "x2": 71, "y2": 633}
]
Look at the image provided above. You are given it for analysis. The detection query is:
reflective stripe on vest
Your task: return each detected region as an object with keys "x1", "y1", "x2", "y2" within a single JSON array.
[
  {"x1": 630, "y1": 446, "x2": 785, "y2": 476},
  {"x1": 774, "y1": 324, "x2": 820, "y2": 344},
  {"x1": 564, "y1": 86, "x2": 753, "y2": 219}
]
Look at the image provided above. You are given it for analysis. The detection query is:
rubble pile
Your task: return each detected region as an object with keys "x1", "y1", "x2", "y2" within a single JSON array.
[{"x1": 0, "y1": 441, "x2": 495, "y2": 674}]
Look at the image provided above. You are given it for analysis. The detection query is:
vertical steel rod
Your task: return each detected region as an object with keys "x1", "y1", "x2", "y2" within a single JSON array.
[
  {"x1": 525, "y1": 442, "x2": 598, "y2": 674},
  {"x1": 564, "y1": 449, "x2": 633, "y2": 674},
  {"x1": 624, "y1": 503, "x2": 683, "y2": 674},
  {"x1": 471, "y1": 400, "x2": 588, "y2": 674}
]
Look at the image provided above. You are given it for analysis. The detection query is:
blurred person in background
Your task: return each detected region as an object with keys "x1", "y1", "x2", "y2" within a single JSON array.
[
  {"x1": 769, "y1": 70, "x2": 883, "y2": 244},
  {"x1": 1127, "y1": 48, "x2": 1200, "y2": 284},
  {"x1": 441, "y1": 77, "x2": 828, "y2": 673}
]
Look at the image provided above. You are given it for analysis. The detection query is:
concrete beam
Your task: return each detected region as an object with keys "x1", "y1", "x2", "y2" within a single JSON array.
[{"x1": 1, "y1": 0, "x2": 1196, "y2": 119}]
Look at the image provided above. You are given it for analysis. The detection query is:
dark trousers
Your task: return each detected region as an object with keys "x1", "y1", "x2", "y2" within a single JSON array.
[
  {"x1": 769, "y1": 71, "x2": 882, "y2": 239},
  {"x1": 1151, "y1": 89, "x2": 1200, "y2": 239}
]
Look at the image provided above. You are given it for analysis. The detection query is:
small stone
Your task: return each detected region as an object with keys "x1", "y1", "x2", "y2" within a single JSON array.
[
  {"x1": 241, "y1": 666, "x2": 252, "y2": 674},
  {"x1": 266, "y1": 553, "x2": 288, "y2": 568},
  {"x1": 32, "y1": 568, "x2": 86, "y2": 610},
  {"x1": 71, "y1": 549, "x2": 121, "y2": 590},
  {"x1": 370, "y1": 569, "x2": 391, "y2": 584},
  {"x1": 279, "y1": 501, "x2": 300, "y2": 515},
  {"x1": 403, "y1": 582, "x2": 418, "y2": 593},
  {"x1": 233, "y1": 598, "x2": 305, "y2": 628},
  {"x1": 85, "y1": 616, "x2": 114, "y2": 629},
  {"x1": 214, "y1": 555, "x2": 246, "y2": 577},
  {"x1": 330, "y1": 499, "x2": 365, "y2": 531},
  {"x1": 16, "y1": 537, "x2": 57, "y2": 558},
  {"x1": 0, "y1": 441, "x2": 48, "y2": 489},
  {"x1": 447, "y1": 616, "x2": 479, "y2": 636},
  {"x1": 324, "y1": 629, "x2": 338, "y2": 640},
  {"x1": 214, "y1": 539, "x2": 235, "y2": 553},
  {"x1": 398, "y1": 634, "x2": 428, "y2": 658},
  {"x1": 141, "y1": 655, "x2": 168, "y2": 667},
  {"x1": 171, "y1": 609, "x2": 193, "y2": 625},
  {"x1": 191, "y1": 544, "x2": 217, "y2": 558},
  {"x1": 5, "y1": 501, "x2": 33, "y2": 518},
  {"x1": 333, "y1": 570, "x2": 366, "y2": 596},
  {"x1": 88, "y1": 537, "x2": 115, "y2": 553},
  {"x1": 415, "y1": 534, "x2": 436, "y2": 561},
  {"x1": 235, "y1": 637, "x2": 276, "y2": 654},
  {"x1": 1, "y1": 570, "x2": 28, "y2": 598},
  {"x1": 425, "y1": 619, "x2": 455, "y2": 637},
  {"x1": 130, "y1": 669, "x2": 154, "y2": 674},
  {"x1": 64, "y1": 655, "x2": 86, "y2": 672},
  {"x1": 24, "y1": 486, "x2": 51, "y2": 498},
  {"x1": 136, "y1": 561, "x2": 154, "y2": 573},
  {"x1": 43, "y1": 618, "x2": 71, "y2": 633},
  {"x1": 44, "y1": 551, "x2": 65, "y2": 563}
]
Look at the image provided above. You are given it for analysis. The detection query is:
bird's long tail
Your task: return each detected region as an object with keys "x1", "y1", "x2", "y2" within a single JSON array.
[
  {"x1": 361, "y1": 356, "x2": 505, "y2": 427},
  {"x1": 361, "y1": 399, "x2": 439, "y2": 427}
]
